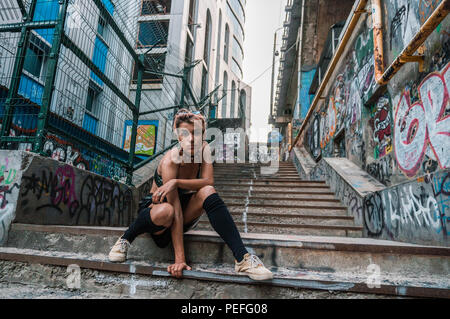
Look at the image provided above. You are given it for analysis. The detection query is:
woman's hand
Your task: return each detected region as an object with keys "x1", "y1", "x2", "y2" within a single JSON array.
[
  {"x1": 153, "y1": 179, "x2": 178, "y2": 203},
  {"x1": 167, "y1": 262, "x2": 192, "y2": 278}
]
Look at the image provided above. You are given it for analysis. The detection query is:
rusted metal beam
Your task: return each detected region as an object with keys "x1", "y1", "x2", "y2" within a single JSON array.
[{"x1": 377, "y1": 0, "x2": 449, "y2": 85}]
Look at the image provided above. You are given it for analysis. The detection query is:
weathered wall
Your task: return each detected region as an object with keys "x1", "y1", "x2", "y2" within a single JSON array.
[
  {"x1": 292, "y1": 148, "x2": 449, "y2": 246},
  {"x1": 0, "y1": 150, "x2": 165, "y2": 240},
  {"x1": 301, "y1": 0, "x2": 355, "y2": 68},
  {"x1": 11, "y1": 151, "x2": 139, "y2": 227},
  {"x1": 299, "y1": 1, "x2": 449, "y2": 186},
  {"x1": 0, "y1": 151, "x2": 29, "y2": 244},
  {"x1": 299, "y1": 0, "x2": 450, "y2": 246},
  {"x1": 363, "y1": 170, "x2": 449, "y2": 245}
]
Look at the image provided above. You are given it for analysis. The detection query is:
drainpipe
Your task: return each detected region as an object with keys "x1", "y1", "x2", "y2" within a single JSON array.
[
  {"x1": 374, "y1": 0, "x2": 450, "y2": 85},
  {"x1": 290, "y1": 0, "x2": 369, "y2": 151}
]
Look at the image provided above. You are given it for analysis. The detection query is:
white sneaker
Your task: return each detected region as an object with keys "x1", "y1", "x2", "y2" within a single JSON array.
[
  {"x1": 108, "y1": 237, "x2": 130, "y2": 263},
  {"x1": 235, "y1": 253, "x2": 274, "y2": 281}
]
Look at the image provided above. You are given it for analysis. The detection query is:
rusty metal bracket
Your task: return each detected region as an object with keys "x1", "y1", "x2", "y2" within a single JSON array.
[{"x1": 399, "y1": 55, "x2": 425, "y2": 72}]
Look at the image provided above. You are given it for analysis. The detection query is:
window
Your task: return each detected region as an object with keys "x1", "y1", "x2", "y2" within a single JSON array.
[
  {"x1": 23, "y1": 43, "x2": 44, "y2": 78},
  {"x1": 141, "y1": 0, "x2": 171, "y2": 15},
  {"x1": 185, "y1": 36, "x2": 194, "y2": 65},
  {"x1": 132, "y1": 53, "x2": 166, "y2": 84},
  {"x1": 224, "y1": 24, "x2": 230, "y2": 63},
  {"x1": 232, "y1": 36, "x2": 244, "y2": 66},
  {"x1": 203, "y1": 10, "x2": 212, "y2": 67},
  {"x1": 230, "y1": 81, "x2": 236, "y2": 118},
  {"x1": 231, "y1": 58, "x2": 243, "y2": 78},
  {"x1": 226, "y1": 2, "x2": 244, "y2": 42},
  {"x1": 91, "y1": 37, "x2": 108, "y2": 86},
  {"x1": 97, "y1": 15, "x2": 107, "y2": 38},
  {"x1": 86, "y1": 81, "x2": 100, "y2": 113},
  {"x1": 229, "y1": 0, "x2": 245, "y2": 23},
  {"x1": 84, "y1": 82, "x2": 100, "y2": 133},
  {"x1": 101, "y1": 0, "x2": 115, "y2": 16},
  {"x1": 138, "y1": 21, "x2": 169, "y2": 48},
  {"x1": 222, "y1": 71, "x2": 228, "y2": 118},
  {"x1": 239, "y1": 89, "x2": 246, "y2": 118},
  {"x1": 201, "y1": 66, "x2": 208, "y2": 99},
  {"x1": 188, "y1": 0, "x2": 196, "y2": 34},
  {"x1": 184, "y1": 36, "x2": 194, "y2": 82},
  {"x1": 33, "y1": 0, "x2": 59, "y2": 43},
  {"x1": 214, "y1": 10, "x2": 223, "y2": 91}
]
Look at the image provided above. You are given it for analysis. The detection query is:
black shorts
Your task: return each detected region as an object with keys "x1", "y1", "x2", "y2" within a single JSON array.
[{"x1": 150, "y1": 191, "x2": 201, "y2": 248}]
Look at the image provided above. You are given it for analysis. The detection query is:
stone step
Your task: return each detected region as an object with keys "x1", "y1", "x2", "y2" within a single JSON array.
[
  {"x1": 213, "y1": 174, "x2": 301, "y2": 179},
  {"x1": 221, "y1": 194, "x2": 340, "y2": 203},
  {"x1": 214, "y1": 163, "x2": 296, "y2": 167},
  {"x1": 215, "y1": 182, "x2": 329, "y2": 188},
  {"x1": 0, "y1": 250, "x2": 418, "y2": 299},
  {"x1": 2, "y1": 224, "x2": 449, "y2": 298},
  {"x1": 196, "y1": 221, "x2": 363, "y2": 237},
  {"x1": 213, "y1": 168, "x2": 299, "y2": 173},
  {"x1": 206, "y1": 212, "x2": 356, "y2": 227},
  {"x1": 214, "y1": 169, "x2": 299, "y2": 173},
  {"x1": 216, "y1": 185, "x2": 334, "y2": 194},
  {"x1": 215, "y1": 178, "x2": 322, "y2": 184},
  {"x1": 219, "y1": 191, "x2": 337, "y2": 200},
  {"x1": 224, "y1": 201, "x2": 346, "y2": 210},
  {"x1": 229, "y1": 206, "x2": 349, "y2": 216},
  {"x1": 223, "y1": 198, "x2": 345, "y2": 208}
]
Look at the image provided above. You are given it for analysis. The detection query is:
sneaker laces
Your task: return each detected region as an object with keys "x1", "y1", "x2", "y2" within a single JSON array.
[
  {"x1": 248, "y1": 254, "x2": 263, "y2": 268},
  {"x1": 117, "y1": 238, "x2": 130, "y2": 252}
]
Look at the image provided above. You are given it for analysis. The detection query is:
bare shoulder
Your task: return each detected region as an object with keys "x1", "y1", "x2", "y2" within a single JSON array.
[{"x1": 160, "y1": 149, "x2": 180, "y2": 169}]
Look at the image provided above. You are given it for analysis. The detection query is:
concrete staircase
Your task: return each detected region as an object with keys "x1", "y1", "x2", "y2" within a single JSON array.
[
  {"x1": 0, "y1": 162, "x2": 449, "y2": 298},
  {"x1": 205, "y1": 162, "x2": 362, "y2": 237}
]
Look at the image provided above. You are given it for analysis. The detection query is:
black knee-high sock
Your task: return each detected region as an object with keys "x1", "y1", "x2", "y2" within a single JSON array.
[
  {"x1": 203, "y1": 193, "x2": 248, "y2": 262},
  {"x1": 122, "y1": 207, "x2": 166, "y2": 243}
]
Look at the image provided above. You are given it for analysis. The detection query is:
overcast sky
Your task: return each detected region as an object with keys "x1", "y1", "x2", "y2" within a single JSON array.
[{"x1": 242, "y1": 0, "x2": 287, "y2": 143}]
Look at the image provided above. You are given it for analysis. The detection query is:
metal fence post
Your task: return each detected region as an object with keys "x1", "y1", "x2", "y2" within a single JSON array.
[
  {"x1": 127, "y1": 54, "x2": 145, "y2": 185},
  {"x1": 179, "y1": 66, "x2": 189, "y2": 110},
  {"x1": 0, "y1": 0, "x2": 38, "y2": 147},
  {"x1": 33, "y1": 0, "x2": 69, "y2": 154}
]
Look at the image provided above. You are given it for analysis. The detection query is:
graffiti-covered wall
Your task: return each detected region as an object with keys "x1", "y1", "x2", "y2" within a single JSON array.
[
  {"x1": 0, "y1": 151, "x2": 28, "y2": 245},
  {"x1": 301, "y1": 0, "x2": 449, "y2": 187},
  {"x1": 298, "y1": 0, "x2": 449, "y2": 245}
]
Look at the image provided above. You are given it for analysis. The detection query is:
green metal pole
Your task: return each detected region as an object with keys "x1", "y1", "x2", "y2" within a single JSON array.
[
  {"x1": 179, "y1": 67, "x2": 188, "y2": 110},
  {"x1": 0, "y1": 0, "x2": 38, "y2": 147},
  {"x1": 33, "y1": 0, "x2": 69, "y2": 154},
  {"x1": 126, "y1": 54, "x2": 145, "y2": 185}
]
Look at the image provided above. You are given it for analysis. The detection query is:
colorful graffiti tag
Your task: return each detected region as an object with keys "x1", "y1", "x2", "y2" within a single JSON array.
[
  {"x1": 44, "y1": 134, "x2": 127, "y2": 181},
  {"x1": 394, "y1": 63, "x2": 450, "y2": 178},
  {"x1": 370, "y1": 95, "x2": 393, "y2": 159}
]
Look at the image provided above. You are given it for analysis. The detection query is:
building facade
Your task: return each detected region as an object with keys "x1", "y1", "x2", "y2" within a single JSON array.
[
  {"x1": 286, "y1": 0, "x2": 449, "y2": 246},
  {"x1": 0, "y1": 0, "x2": 252, "y2": 181},
  {"x1": 270, "y1": 0, "x2": 354, "y2": 153},
  {"x1": 0, "y1": 0, "x2": 136, "y2": 180},
  {"x1": 131, "y1": 0, "x2": 252, "y2": 152}
]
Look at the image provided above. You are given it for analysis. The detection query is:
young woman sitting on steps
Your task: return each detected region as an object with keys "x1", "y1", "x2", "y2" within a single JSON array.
[{"x1": 108, "y1": 108, "x2": 273, "y2": 281}]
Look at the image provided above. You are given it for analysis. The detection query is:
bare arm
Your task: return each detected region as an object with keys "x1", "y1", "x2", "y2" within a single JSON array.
[{"x1": 159, "y1": 151, "x2": 190, "y2": 277}]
